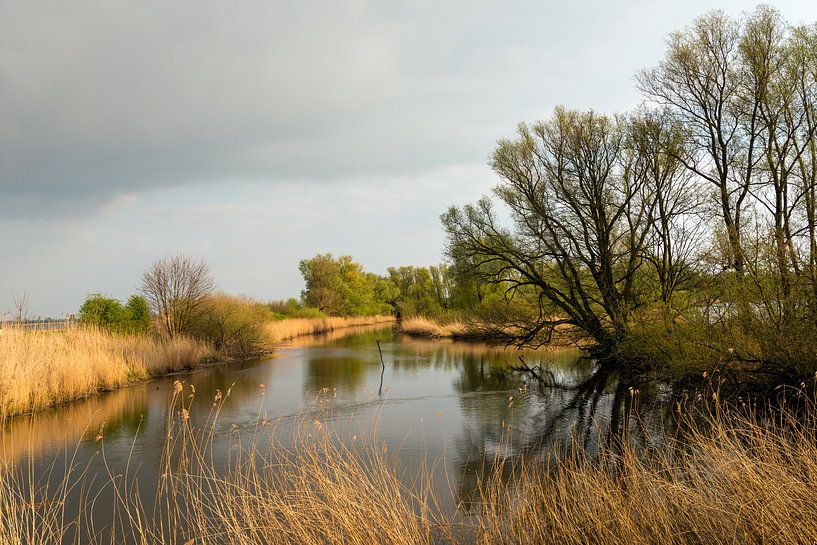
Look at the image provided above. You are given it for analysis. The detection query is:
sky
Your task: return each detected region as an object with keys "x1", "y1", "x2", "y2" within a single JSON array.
[{"x1": 1, "y1": 0, "x2": 815, "y2": 317}]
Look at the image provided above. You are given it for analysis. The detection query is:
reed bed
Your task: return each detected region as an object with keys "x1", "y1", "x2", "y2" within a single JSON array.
[
  {"x1": 0, "y1": 316, "x2": 393, "y2": 419},
  {"x1": 476, "y1": 403, "x2": 817, "y2": 544},
  {"x1": 397, "y1": 316, "x2": 472, "y2": 339},
  {"x1": 399, "y1": 315, "x2": 585, "y2": 347},
  {"x1": 142, "y1": 387, "x2": 447, "y2": 545},
  {"x1": 0, "y1": 328, "x2": 212, "y2": 418},
  {"x1": 4, "y1": 380, "x2": 817, "y2": 544},
  {"x1": 163, "y1": 391, "x2": 817, "y2": 545},
  {"x1": 265, "y1": 315, "x2": 395, "y2": 343}
]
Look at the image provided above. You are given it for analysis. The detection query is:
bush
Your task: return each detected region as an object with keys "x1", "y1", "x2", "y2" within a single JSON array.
[
  {"x1": 193, "y1": 294, "x2": 275, "y2": 356},
  {"x1": 267, "y1": 299, "x2": 326, "y2": 319},
  {"x1": 125, "y1": 295, "x2": 152, "y2": 334},
  {"x1": 78, "y1": 294, "x2": 152, "y2": 335}
]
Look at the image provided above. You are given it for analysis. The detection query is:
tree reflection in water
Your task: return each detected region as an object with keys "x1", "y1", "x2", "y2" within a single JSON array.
[{"x1": 451, "y1": 358, "x2": 677, "y2": 512}]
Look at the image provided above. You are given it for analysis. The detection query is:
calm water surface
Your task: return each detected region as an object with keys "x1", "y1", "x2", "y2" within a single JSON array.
[{"x1": 1, "y1": 325, "x2": 676, "y2": 541}]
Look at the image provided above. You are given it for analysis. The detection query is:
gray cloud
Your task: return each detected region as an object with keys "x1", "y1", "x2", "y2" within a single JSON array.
[
  {"x1": 2, "y1": 0, "x2": 816, "y2": 315},
  {"x1": 0, "y1": 0, "x2": 727, "y2": 217}
]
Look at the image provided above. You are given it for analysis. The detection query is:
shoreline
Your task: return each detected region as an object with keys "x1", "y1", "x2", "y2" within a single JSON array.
[
  {"x1": 396, "y1": 315, "x2": 589, "y2": 349},
  {"x1": 0, "y1": 316, "x2": 395, "y2": 420}
]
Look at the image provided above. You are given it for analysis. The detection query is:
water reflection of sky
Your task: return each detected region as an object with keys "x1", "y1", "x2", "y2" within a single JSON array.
[{"x1": 0, "y1": 325, "x2": 678, "y2": 540}]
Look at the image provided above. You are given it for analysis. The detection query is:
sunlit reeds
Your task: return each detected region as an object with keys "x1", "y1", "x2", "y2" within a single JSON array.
[
  {"x1": 476, "y1": 400, "x2": 817, "y2": 544},
  {"x1": 4, "y1": 357, "x2": 817, "y2": 544},
  {"x1": 0, "y1": 316, "x2": 394, "y2": 419},
  {"x1": 0, "y1": 327, "x2": 212, "y2": 418},
  {"x1": 265, "y1": 315, "x2": 395, "y2": 343},
  {"x1": 397, "y1": 316, "x2": 470, "y2": 339}
]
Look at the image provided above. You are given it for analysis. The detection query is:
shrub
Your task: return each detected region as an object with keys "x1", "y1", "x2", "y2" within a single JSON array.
[
  {"x1": 78, "y1": 294, "x2": 152, "y2": 335},
  {"x1": 193, "y1": 294, "x2": 275, "y2": 356},
  {"x1": 267, "y1": 298, "x2": 326, "y2": 319}
]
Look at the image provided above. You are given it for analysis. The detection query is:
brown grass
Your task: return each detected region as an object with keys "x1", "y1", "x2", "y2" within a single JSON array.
[
  {"x1": 0, "y1": 328, "x2": 212, "y2": 418},
  {"x1": 265, "y1": 315, "x2": 395, "y2": 343},
  {"x1": 148, "y1": 388, "x2": 448, "y2": 545},
  {"x1": 397, "y1": 316, "x2": 469, "y2": 339},
  {"x1": 0, "y1": 316, "x2": 394, "y2": 419},
  {"x1": 476, "y1": 403, "x2": 817, "y2": 544},
  {"x1": 2, "y1": 391, "x2": 817, "y2": 544},
  {"x1": 399, "y1": 315, "x2": 587, "y2": 347}
]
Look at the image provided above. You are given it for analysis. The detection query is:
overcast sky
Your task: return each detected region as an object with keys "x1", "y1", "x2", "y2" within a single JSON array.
[{"x1": 1, "y1": 0, "x2": 814, "y2": 317}]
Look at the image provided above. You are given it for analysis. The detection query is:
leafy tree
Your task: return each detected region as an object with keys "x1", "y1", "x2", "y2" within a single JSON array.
[
  {"x1": 125, "y1": 295, "x2": 152, "y2": 334},
  {"x1": 78, "y1": 294, "x2": 152, "y2": 334},
  {"x1": 387, "y1": 266, "x2": 446, "y2": 316},
  {"x1": 299, "y1": 254, "x2": 394, "y2": 316},
  {"x1": 443, "y1": 108, "x2": 654, "y2": 354}
]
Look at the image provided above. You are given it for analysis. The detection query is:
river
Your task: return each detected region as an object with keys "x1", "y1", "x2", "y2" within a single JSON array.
[{"x1": 1, "y1": 324, "x2": 677, "y2": 542}]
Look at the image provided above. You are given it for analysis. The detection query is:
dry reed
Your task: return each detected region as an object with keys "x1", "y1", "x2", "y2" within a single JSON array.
[
  {"x1": 159, "y1": 390, "x2": 817, "y2": 545},
  {"x1": 476, "y1": 402, "x2": 817, "y2": 544},
  {"x1": 4, "y1": 381, "x2": 817, "y2": 544},
  {"x1": 265, "y1": 315, "x2": 395, "y2": 343},
  {"x1": 398, "y1": 316, "x2": 470, "y2": 339},
  {"x1": 399, "y1": 316, "x2": 586, "y2": 347},
  {"x1": 0, "y1": 328, "x2": 212, "y2": 418}
]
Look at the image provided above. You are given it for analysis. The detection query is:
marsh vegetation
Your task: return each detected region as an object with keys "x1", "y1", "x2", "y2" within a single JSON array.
[{"x1": 1, "y1": 329, "x2": 816, "y2": 544}]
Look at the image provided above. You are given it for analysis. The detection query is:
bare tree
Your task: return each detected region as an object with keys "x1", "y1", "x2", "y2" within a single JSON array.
[
  {"x1": 628, "y1": 109, "x2": 705, "y2": 306},
  {"x1": 11, "y1": 290, "x2": 30, "y2": 324},
  {"x1": 637, "y1": 11, "x2": 755, "y2": 276},
  {"x1": 140, "y1": 254, "x2": 216, "y2": 338}
]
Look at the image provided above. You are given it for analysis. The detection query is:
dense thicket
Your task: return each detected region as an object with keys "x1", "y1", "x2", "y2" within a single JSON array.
[{"x1": 77, "y1": 294, "x2": 152, "y2": 334}]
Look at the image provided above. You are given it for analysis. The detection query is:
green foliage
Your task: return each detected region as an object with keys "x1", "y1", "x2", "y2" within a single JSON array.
[
  {"x1": 125, "y1": 295, "x2": 151, "y2": 334},
  {"x1": 78, "y1": 294, "x2": 152, "y2": 335},
  {"x1": 387, "y1": 266, "x2": 446, "y2": 316},
  {"x1": 267, "y1": 298, "x2": 326, "y2": 320},
  {"x1": 299, "y1": 254, "x2": 394, "y2": 316},
  {"x1": 192, "y1": 294, "x2": 275, "y2": 356}
]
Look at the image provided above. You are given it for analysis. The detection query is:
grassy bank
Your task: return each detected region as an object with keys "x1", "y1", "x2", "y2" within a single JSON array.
[
  {"x1": 3, "y1": 390, "x2": 817, "y2": 544},
  {"x1": 0, "y1": 316, "x2": 394, "y2": 419},
  {"x1": 0, "y1": 328, "x2": 212, "y2": 418},
  {"x1": 398, "y1": 315, "x2": 584, "y2": 347},
  {"x1": 265, "y1": 315, "x2": 395, "y2": 343}
]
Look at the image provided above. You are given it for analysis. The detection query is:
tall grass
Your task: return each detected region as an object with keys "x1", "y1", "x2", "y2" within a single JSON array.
[
  {"x1": 398, "y1": 316, "x2": 470, "y2": 339},
  {"x1": 265, "y1": 315, "x2": 395, "y2": 343},
  {"x1": 0, "y1": 316, "x2": 394, "y2": 419},
  {"x1": 147, "y1": 387, "x2": 448, "y2": 545},
  {"x1": 476, "y1": 400, "x2": 817, "y2": 544},
  {"x1": 398, "y1": 314, "x2": 586, "y2": 347},
  {"x1": 2, "y1": 389, "x2": 817, "y2": 544},
  {"x1": 0, "y1": 328, "x2": 212, "y2": 418}
]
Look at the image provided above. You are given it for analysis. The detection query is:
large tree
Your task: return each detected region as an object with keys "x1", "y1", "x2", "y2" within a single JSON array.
[
  {"x1": 299, "y1": 254, "x2": 394, "y2": 316},
  {"x1": 443, "y1": 108, "x2": 654, "y2": 354},
  {"x1": 637, "y1": 10, "x2": 753, "y2": 276}
]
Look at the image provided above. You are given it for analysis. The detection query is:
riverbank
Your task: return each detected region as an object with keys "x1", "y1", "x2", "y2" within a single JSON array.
[
  {"x1": 265, "y1": 315, "x2": 394, "y2": 343},
  {"x1": 398, "y1": 315, "x2": 586, "y2": 348},
  {"x1": 0, "y1": 315, "x2": 394, "y2": 418}
]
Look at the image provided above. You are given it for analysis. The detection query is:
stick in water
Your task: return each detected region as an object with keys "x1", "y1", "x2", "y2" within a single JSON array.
[{"x1": 376, "y1": 339, "x2": 386, "y2": 396}]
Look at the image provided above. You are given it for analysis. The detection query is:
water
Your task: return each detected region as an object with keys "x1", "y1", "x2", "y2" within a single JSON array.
[{"x1": 0, "y1": 325, "x2": 677, "y2": 541}]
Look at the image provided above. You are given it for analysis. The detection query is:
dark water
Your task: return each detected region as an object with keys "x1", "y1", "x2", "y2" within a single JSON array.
[{"x1": 1, "y1": 325, "x2": 677, "y2": 540}]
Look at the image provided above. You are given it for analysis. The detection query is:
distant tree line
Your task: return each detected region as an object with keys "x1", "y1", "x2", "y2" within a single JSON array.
[{"x1": 297, "y1": 254, "x2": 507, "y2": 319}]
